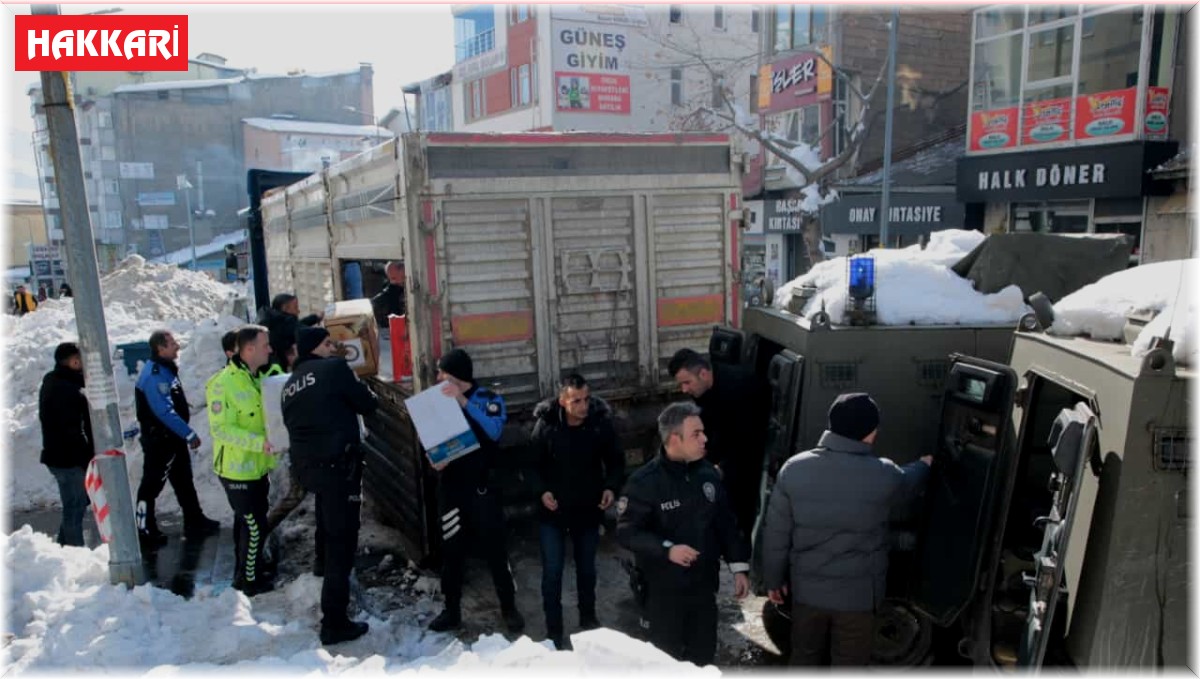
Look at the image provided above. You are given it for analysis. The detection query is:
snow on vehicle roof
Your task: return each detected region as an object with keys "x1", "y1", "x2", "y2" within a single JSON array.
[
  {"x1": 771, "y1": 229, "x2": 1030, "y2": 327},
  {"x1": 242, "y1": 117, "x2": 389, "y2": 137},
  {"x1": 1050, "y1": 258, "x2": 1195, "y2": 366}
]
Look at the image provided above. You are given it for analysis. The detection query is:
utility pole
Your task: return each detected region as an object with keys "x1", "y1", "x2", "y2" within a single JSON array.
[
  {"x1": 879, "y1": 7, "x2": 900, "y2": 249},
  {"x1": 179, "y1": 174, "x2": 197, "y2": 270},
  {"x1": 34, "y1": 3, "x2": 143, "y2": 586}
]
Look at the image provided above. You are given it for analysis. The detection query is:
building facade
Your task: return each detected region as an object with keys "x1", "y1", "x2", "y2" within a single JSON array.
[
  {"x1": 28, "y1": 62, "x2": 374, "y2": 264},
  {"x1": 243, "y1": 118, "x2": 390, "y2": 173},
  {"x1": 955, "y1": 5, "x2": 1189, "y2": 267}
]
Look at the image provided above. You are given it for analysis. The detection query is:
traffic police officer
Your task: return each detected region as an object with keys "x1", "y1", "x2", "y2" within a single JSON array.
[
  {"x1": 617, "y1": 401, "x2": 750, "y2": 666},
  {"x1": 207, "y1": 324, "x2": 277, "y2": 596},
  {"x1": 134, "y1": 329, "x2": 219, "y2": 547},
  {"x1": 426, "y1": 348, "x2": 525, "y2": 634},
  {"x1": 282, "y1": 326, "x2": 378, "y2": 645}
]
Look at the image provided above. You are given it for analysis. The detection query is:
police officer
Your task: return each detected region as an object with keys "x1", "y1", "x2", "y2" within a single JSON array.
[
  {"x1": 668, "y1": 348, "x2": 770, "y2": 541},
  {"x1": 207, "y1": 324, "x2": 277, "y2": 596},
  {"x1": 134, "y1": 329, "x2": 219, "y2": 547},
  {"x1": 426, "y1": 348, "x2": 525, "y2": 634},
  {"x1": 616, "y1": 402, "x2": 750, "y2": 666},
  {"x1": 282, "y1": 327, "x2": 378, "y2": 645}
]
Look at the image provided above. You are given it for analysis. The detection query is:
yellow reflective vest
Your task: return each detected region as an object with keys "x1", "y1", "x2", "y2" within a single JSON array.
[{"x1": 206, "y1": 360, "x2": 276, "y2": 481}]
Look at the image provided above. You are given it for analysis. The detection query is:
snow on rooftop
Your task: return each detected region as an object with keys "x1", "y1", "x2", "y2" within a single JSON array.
[
  {"x1": 112, "y1": 76, "x2": 246, "y2": 93},
  {"x1": 1050, "y1": 258, "x2": 1196, "y2": 366},
  {"x1": 771, "y1": 229, "x2": 1029, "y2": 326},
  {"x1": 242, "y1": 117, "x2": 390, "y2": 137},
  {"x1": 3, "y1": 527, "x2": 714, "y2": 673}
]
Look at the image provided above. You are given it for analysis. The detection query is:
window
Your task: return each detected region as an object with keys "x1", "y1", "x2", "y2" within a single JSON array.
[
  {"x1": 454, "y1": 6, "x2": 496, "y2": 62},
  {"x1": 669, "y1": 5, "x2": 682, "y2": 24},
  {"x1": 714, "y1": 6, "x2": 725, "y2": 30},
  {"x1": 751, "y1": 9, "x2": 760, "y2": 33},
  {"x1": 519, "y1": 64, "x2": 531, "y2": 106},
  {"x1": 774, "y1": 5, "x2": 829, "y2": 53},
  {"x1": 671, "y1": 68, "x2": 684, "y2": 106},
  {"x1": 711, "y1": 74, "x2": 724, "y2": 108},
  {"x1": 749, "y1": 74, "x2": 759, "y2": 113},
  {"x1": 103, "y1": 179, "x2": 119, "y2": 195},
  {"x1": 104, "y1": 211, "x2": 122, "y2": 230},
  {"x1": 970, "y1": 6, "x2": 1155, "y2": 150},
  {"x1": 101, "y1": 145, "x2": 116, "y2": 161},
  {"x1": 508, "y1": 5, "x2": 530, "y2": 25},
  {"x1": 98, "y1": 111, "x2": 112, "y2": 128},
  {"x1": 465, "y1": 79, "x2": 485, "y2": 120}
]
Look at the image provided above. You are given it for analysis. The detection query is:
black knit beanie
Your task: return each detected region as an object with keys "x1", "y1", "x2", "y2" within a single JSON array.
[
  {"x1": 438, "y1": 348, "x2": 473, "y2": 382},
  {"x1": 828, "y1": 392, "x2": 880, "y2": 441}
]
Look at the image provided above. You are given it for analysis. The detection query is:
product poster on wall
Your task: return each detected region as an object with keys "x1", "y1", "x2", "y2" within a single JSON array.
[
  {"x1": 1144, "y1": 86, "x2": 1171, "y2": 140},
  {"x1": 969, "y1": 107, "x2": 1018, "y2": 151},
  {"x1": 555, "y1": 72, "x2": 631, "y2": 114},
  {"x1": 1074, "y1": 87, "x2": 1136, "y2": 140},
  {"x1": 1021, "y1": 97, "x2": 1071, "y2": 145}
]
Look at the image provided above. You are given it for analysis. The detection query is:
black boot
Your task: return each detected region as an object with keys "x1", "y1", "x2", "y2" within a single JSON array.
[
  {"x1": 428, "y1": 608, "x2": 461, "y2": 632},
  {"x1": 320, "y1": 620, "x2": 369, "y2": 645},
  {"x1": 579, "y1": 611, "x2": 601, "y2": 631},
  {"x1": 232, "y1": 575, "x2": 275, "y2": 597},
  {"x1": 501, "y1": 605, "x2": 526, "y2": 634}
]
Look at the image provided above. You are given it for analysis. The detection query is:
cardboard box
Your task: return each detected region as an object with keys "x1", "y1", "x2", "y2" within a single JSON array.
[{"x1": 324, "y1": 298, "x2": 381, "y2": 378}]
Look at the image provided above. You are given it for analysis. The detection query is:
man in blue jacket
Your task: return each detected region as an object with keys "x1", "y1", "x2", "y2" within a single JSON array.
[
  {"x1": 134, "y1": 330, "x2": 219, "y2": 547},
  {"x1": 761, "y1": 392, "x2": 932, "y2": 666}
]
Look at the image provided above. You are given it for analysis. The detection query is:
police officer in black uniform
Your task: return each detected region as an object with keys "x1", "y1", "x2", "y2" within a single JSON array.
[
  {"x1": 281, "y1": 327, "x2": 378, "y2": 646},
  {"x1": 616, "y1": 401, "x2": 750, "y2": 666},
  {"x1": 426, "y1": 348, "x2": 525, "y2": 634}
]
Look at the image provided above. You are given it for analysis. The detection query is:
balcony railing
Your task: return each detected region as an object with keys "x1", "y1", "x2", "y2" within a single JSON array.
[{"x1": 455, "y1": 29, "x2": 495, "y2": 63}]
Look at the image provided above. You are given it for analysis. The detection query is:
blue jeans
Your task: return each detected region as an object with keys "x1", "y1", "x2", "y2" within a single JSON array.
[
  {"x1": 539, "y1": 520, "x2": 599, "y2": 635},
  {"x1": 47, "y1": 466, "x2": 89, "y2": 547}
]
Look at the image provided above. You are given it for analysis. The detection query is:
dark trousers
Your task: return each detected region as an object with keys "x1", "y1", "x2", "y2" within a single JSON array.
[
  {"x1": 646, "y1": 587, "x2": 718, "y2": 666},
  {"x1": 266, "y1": 462, "x2": 326, "y2": 563},
  {"x1": 790, "y1": 602, "x2": 875, "y2": 666},
  {"x1": 439, "y1": 485, "x2": 515, "y2": 613},
  {"x1": 297, "y1": 460, "x2": 362, "y2": 628},
  {"x1": 721, "y1": 463, "x2": 760, "y2": 542},
  {"x1": 47, "y1": 465, "x2": 89, "y2": 547},
  {"x1": 220, "y1": 476, "x2": 270, "y2": 585},
  {"x1": 136, "y1": 438, "x2": 204, "y2": 532},
  {"x1": 539, "y1": 519, "x2": 599, "y2": 635}
]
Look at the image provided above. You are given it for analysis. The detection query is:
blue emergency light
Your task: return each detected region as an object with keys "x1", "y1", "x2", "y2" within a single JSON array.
[{"x1": 848, "y1": 256, "x2": 875, "y2": 301}]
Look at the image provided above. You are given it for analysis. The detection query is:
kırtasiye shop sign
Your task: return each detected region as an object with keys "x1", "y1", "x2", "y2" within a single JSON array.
[
  {"x1": 820, "y1": 192, "x2": 965, "y2": 236},
  {"x1": 957, "y1": 140, "x2": 1179, "y2": 203}
]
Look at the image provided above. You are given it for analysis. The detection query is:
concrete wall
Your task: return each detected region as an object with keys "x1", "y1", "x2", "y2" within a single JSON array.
[
  {"x1": 1143, "y1": 189, "x2": 1195, "y2": 264},
  {"x1": 5, "y1": 202, "x2": 48, "y2": 267}
]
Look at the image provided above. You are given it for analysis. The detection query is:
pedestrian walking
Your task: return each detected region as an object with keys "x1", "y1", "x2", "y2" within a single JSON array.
[
  {"x1": 256, "y1": 293, "x2": 321, "y2": 370},
  {"x1": 13, "y1": 285, "x2": 37, "y2": 315},
  {"x1": 616, "y1": 402, "x2": 750, "y2": 666},
  {"x1": 426, "y1": 348, "x2": 525, "y2": 634},
  {"x1": 282, "y1": 327, "x2": 379, "y2": 645},
  {"x1": 134, "y1": 330, "x2": 219, "y2": 547},
  {"x1": 58, "y1": 283, "x2": 73, "y2": 298},
  {"x1": 37, "y1": 285, "x2": 47, "y2": 302},
  {"x1": 39, "y1": 342, "x2": 94, "y2": 547},
  {"x1": 668, "y1": 348, "x2": 770, "y2": 540},
  {"x1": 531, "y1": 373, "x2": 624, "y2": 649},
  {"x1": 761, "y1": 392, "x2": 932, "y2": 666},
  {"x1": 207, "y1": 324, "x2": 277, "y2": 596}
]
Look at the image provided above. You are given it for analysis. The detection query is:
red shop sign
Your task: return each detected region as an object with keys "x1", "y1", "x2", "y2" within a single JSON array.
[
  {"x1": 1074, "y1": 87, "x2": 1136, "y2": 140},
  {"x1": 969, "y1": 107, "x2": 1018, "y2": 151}
]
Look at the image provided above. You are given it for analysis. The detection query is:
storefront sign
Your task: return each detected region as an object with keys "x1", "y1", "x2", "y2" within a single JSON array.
[
  {"x1": 760, "y1": 50, "x2": 827, "y2": 115},
  {"x1": 550, "y1": 4, "x2": 648, "y2": 27},
  {"x1": 957, "y1": 140, "x2": 1179, "y2": 202},
  {"x1": 969, "y1": 107, "x2": 1018, "y2": 151},
  {"x1": 554, "y1": 72, "x2": 630, "y2": 114},
  {"x1": 1144, "y1": 86, "x2": 1170, "y2": 140},
  {"x1": 1022, "y1": 97, "x2": 1071, "y2": 146},
  {"x1": 1075, "y1": 87, "x2": 1136, "y2": 140},
  {"x1": 452, "y1": 49, "x2": 507, "y2": 81},
  {"x1": 136, "y1": 191, "x2": 175, "y2": 207},
  {"x1": 553, "y1": 22, "x2": 628, "y2": 73},
  {"x1": 763, "y1": 194, "x2": 809, "y2": 233},
  {"x1": 820, "y1": 192, "x2": 964, "y2": 236}
]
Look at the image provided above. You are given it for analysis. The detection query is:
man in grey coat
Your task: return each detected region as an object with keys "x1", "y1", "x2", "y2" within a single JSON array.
[{"x1": 761, "y1": 392, "x2": 932, "y2": 666}]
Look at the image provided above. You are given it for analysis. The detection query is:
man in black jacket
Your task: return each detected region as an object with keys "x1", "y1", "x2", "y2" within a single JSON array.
[
  {"x1": 370, "y1": 261, "x2": 406, "y2": 328},
  {"x1": 616, "y1": 402, "x2": 750, "y2": 666},
  {"x1": 257, "y1": 293, "x2": 321, "y2": 370},
  {"x1": 282, "y1": 326, "x2": 379, "y2": 646},
  {"x1": 531, "y1": 373, "x2": 624, "y2": 649},
  {"x1": 39, "y1": 342, "x2": 94, "y2": 547},
  {"x1": 668, "y1": 349, "x2": 770, "y2": 541},
  {"x1": 134, "y1": 330, "x2": 220, "y2": 547}
]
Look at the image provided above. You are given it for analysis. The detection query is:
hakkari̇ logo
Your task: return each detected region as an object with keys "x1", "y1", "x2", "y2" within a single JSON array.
[{"x1": 15, "y1": 14, "x2": 189, "y2": 72}]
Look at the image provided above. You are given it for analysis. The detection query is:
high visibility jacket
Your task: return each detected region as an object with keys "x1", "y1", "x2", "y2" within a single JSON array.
[{"x1": 206, "y1": 359, "x2": 276, "y2": 481}]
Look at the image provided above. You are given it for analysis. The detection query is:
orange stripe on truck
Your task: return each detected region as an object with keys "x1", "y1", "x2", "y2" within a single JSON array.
[
  {"x1": 657, "y1": 294, "x2": 724, "y2": 328},
  {"x1": 451, "y1": 311, "x2": 535, "y2": 345}
]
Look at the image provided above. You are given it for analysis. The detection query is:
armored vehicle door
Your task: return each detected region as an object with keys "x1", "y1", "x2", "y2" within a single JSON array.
[
  {"x1": 911, "y1": 355, "x2": 1019, "y2": 626},
  {"x1": 1017, "y1": 402, "x2": 1099, "y2": 667}
]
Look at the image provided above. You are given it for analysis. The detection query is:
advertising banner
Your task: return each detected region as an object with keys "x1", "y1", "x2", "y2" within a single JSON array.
[
  {"x1": 1144, "y1": 86, "x2": 1170, "y2": 140},
  {"x1": 555, "y1": 72, "x2": 630, "y2": 114},
  {"x1": 969, "y1": 107, "x2": 1018, "y2": 151},
  {"x1": 1021, "y1": 96, "x2": 1071, "y2": 146},
  {"x1": 1074, "y1": 87, "x2": 1136, "y2": 140}
]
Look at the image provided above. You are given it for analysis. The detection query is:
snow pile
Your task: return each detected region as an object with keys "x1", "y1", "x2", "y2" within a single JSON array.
[
  {"x1": 2, "y1": 527, "x2": 716, "y2": 674},
  {"x1": 1050, "y1": 259, "x2": 1196, "y2": 365},
  {"x1": 771, "y1": 230, "x2": 1028, "y2": 326},
  {"x1": 4, "y1": 257, "x2": 247, "y2": 517}
]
